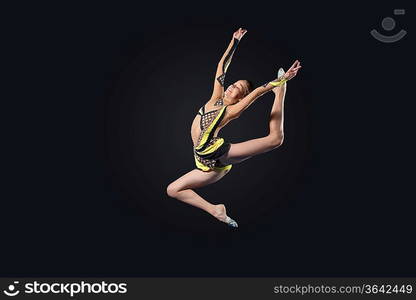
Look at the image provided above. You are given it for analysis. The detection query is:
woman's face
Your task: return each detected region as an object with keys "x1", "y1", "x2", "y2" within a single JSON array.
[{"x1": 225, "y1": 80, "x2": 249, "y2": 101}]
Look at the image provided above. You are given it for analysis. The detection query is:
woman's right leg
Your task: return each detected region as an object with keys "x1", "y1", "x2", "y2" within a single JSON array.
[{"x1": 220, "y1": 84, "x2": 287, "y2": 165}]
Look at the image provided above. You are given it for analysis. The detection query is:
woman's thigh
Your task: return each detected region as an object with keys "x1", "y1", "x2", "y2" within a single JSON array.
[
  {"x1": 220, "y1": 136, "x2": 274, "y2": 165},
  {"x1": 168, "y1": 168, "x2": 229, "y2": 192}
]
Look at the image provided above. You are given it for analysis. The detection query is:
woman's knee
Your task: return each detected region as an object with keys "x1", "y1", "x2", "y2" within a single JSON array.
[{"x1": 166, "y1": 182, "x2": 179, "y2": 198}]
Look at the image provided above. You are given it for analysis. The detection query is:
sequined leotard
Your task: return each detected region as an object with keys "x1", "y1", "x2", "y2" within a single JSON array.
[{"x1": 193, "y1": 99, "x2": 232, "y2": 172}]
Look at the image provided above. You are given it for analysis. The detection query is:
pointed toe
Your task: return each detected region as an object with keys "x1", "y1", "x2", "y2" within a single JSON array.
[{"x1": 225, "y1": 216, "x2": 238, "y2": 228}]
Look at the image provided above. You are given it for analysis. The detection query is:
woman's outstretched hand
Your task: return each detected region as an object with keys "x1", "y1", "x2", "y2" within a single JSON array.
[
  {"x1": 283, "y1": 60, "x2": 302, "y2": 81},
  {"x1": 272, "y1": 60, "x2": 301, "y2": 94},
  {"x1": 233, "y1": 28, "x2": 247, "y2": 41}
]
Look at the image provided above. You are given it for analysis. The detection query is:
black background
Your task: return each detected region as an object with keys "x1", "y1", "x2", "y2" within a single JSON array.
[{"x1": 2, "y1": 2, "x2": 414, "y2": 276}]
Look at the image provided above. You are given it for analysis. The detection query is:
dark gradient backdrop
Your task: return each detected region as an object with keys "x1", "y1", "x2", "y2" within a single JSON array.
[
  {"x1": 104, "y1": 24, "x2": 312, "y2": 228},
  {"x1": 2, "y1": 2, "x2": 415, "y2": 276}
]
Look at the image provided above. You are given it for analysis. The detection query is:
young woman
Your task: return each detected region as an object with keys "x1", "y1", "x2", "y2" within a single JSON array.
[{"x1": 167, "y1": 28, "x2": 302, "y2": 227}]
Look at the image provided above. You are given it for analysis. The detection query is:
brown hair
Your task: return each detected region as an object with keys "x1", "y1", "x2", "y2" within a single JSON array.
[{"x1": 244, "y1": 80, "x2": 253, "y2": 95}]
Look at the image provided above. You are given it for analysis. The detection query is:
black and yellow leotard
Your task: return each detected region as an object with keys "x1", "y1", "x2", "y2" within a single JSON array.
[{"x1": 194, "y1": 101, "x2": 232, "y2": 172}]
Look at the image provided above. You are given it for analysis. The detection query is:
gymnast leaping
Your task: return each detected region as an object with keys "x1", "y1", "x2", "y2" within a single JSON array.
[{"x1": 167, "y1": 28, "x2": 302, "y2": 227}]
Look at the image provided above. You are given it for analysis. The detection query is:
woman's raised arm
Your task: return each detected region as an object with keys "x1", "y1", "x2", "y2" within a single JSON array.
[{"x1": 210, "y1": 28, "x2": 247, "y2": 101}]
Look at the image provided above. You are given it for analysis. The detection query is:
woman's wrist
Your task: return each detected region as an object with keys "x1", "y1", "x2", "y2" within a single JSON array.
[
  {"x1": 269, "y1": 78, "x2": 288, "y2": 87},
  {"x1": 262, "y1": 77, "x2": 287, "y2": 89}
]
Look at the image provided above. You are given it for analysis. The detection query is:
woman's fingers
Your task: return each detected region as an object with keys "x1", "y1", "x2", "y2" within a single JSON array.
[
  {"x1": 288, "y1": 61, "x2": 301, "y2": 73},
  {"x1": 234, "y1": 27, "x2": 247, "y2": 38},
  {"x1": 234, "y1": 28, "x2": 247, "y2": 40},
  {"x1": 289, "y1": 60, "x2": 299, "y2": 70},
  {"x1": 283, "y1": 62, "x2": 301, "y2": 80}
]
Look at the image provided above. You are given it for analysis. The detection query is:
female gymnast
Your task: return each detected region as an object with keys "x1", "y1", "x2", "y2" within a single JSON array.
[{"x1": 166, "y1": 28, "x2": 302, "y2": 227}]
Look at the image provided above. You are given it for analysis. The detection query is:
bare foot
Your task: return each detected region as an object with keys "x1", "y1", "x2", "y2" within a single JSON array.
[{"x1": 212, "y1": 204, "x2": 238, "y2": 228}]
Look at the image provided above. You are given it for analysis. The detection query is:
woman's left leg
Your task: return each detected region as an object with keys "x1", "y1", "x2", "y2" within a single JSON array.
[{"x1": 166, "y1": 168, "x2": 235, "y2": 224}]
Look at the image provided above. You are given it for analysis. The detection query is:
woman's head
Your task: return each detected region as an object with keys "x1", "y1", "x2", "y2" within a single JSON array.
[{"x1": 224, "y1": 80, "x2": 253, "y2": 103}]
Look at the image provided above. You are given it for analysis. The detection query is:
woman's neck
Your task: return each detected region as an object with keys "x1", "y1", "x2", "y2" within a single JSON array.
[{"x1": 223, "y1": 96, "x2": 236, "y2": 106}]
